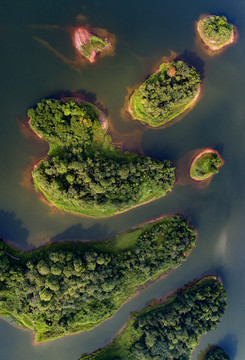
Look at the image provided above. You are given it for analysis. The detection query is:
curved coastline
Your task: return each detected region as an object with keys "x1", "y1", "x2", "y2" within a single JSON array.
[
  {"x1": 0, "y1": 214, "x2": 197, "y2": 342},
  {"x1": 196, "y1": 15, "x2": 238, "y2": 54},
  {"x1": 127, "y1": 60, "x2": 201, "y2": 128},
  {"x1": 189, "y1": 148, "x2": 224, "y2": 181},
  {"x1": 80, "y1": 275, "x2": 225, "y2": 360},
  {"x1": 72, "y1": 26, "x2": 114, "y2": 63}
]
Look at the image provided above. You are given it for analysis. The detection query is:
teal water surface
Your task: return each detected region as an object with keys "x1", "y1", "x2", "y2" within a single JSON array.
[{"x1": 0, "y1": 0, "x2": 245, "y2": 359}]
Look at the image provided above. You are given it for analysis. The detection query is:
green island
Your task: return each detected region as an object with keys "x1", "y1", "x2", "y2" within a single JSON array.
[
  {"x1": 28, "y1": 98, "x2": 175, "y2": 217},
  {"x1": 197, "y1": 15, "x2": 234, "y2": 52},
  {"x1": 80, "y1": 277, "x2": 227, "y2": 359},
  {"x1": 205, "y1": 346, "x2": 230, "y2": 360},
  {"x1": 81, "y1": 35, "x2": 109, "y2": 59},
  {"x1": 190, "y1": 149, "x2": 223, "y2": 181},
  {"x1": 0, "y1": 215, "x2": 197, "y2": 342},
  {"x1": 73, "y1": 27, "x2": 111, "y2": 63},
  {"x1": 129, "y1": 60, "x2": 201, "y2": 127}
]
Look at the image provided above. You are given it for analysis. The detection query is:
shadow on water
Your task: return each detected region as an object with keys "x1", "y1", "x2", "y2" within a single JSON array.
[
  {"x1": 196, "y1": 334, "x2": 238, "y2": 360},
  {"x1": 0, "y1": 210, "x2": 29, "y2": 249},
  {"x1": 51, "y1": 222, "x2": 112, "y2": 243},
  {"x1": 175, "y1": 49, "x2": 206, "y2": 80}
]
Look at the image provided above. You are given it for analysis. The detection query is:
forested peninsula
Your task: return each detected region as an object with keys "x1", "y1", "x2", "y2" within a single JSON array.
[
  {"x1": 190, "y1": 149, "x2": 223, "y2": 181},
  {"x1": 129, "y1": 60, "x2": 201, "y2": 127},
  {"x1": 28, "y1": 99, "x2": 175, "y2": 217},
  {"x1": 73, "y1": 27, "x2": 112, "y2": 63},
  {"x1": 0, "y1": 215, "x2": 197, "y2": 342},
  {"x1": 80, "y1": 277, "x2": 227, "y2": 360},
  {"x1": 205, "y1": 346, "x2": 230, "y2": 360},
  {"x1": 197, "y1": 15, "x2": 235, "y2": 52}
]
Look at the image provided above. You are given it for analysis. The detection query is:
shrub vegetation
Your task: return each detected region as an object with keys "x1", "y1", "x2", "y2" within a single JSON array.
[
  {"x1": 205, "y1": 346, "x2": 230, "y2": 360},
  {"x1": 28, "y1": 99, "x2": 175, "y2": 217},
  {"x1": 129, "y1": 60, "x2": 201, "y2": 127},
  {"x1": 190, "y1": 152, "x2": 223, "y2": 180},
  {"x1": 80, "y1": 277, "x2": 227, "y2": 359},
  {"x1": 0, "y1": 215, "x2": 197, "y2": 342},
  {"x1": 81, "y1": 35, "x2": 109, "y2": 59},
  {"x1": 198, "y1": 16, "x2": 233, "y2": 50}
]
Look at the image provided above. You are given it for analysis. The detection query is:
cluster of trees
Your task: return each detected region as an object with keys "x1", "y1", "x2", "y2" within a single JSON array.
[
  {"x1": 81, "y1": 278, "x2": 227, "y2": 359},
  {"x1": 130, "y1": 60, "x2": 201, "y2": 127},
  {"x1": 199, "y1": 16, "x2": 233, "y2": 44},
  {"x1": 0, "y1": 215, "x2": 197, "y2": 342},
  {"x1": 29, "y1": 99, "x2": 175, "y2": 216},
  {"x1": 190, "y1": 152, "x2": 222, "y2": 180},
  {"x1": 205, "y1": 346, "x2": 230, "y2": 360},
  {"x1": 81, "y1": 35, "x2": 109, "y2": 58}
]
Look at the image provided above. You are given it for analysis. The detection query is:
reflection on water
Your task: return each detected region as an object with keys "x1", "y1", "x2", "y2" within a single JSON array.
[{"x1": 0, "y1": 0, "x2": 245, "y2": 359}]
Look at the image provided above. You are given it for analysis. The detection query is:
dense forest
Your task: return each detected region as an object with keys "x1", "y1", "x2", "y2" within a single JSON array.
[
  {"x1": 0, "y1": 215, "x2": 197, "y2": 342},
  {"x1": 190, "y1": 152, "x2": 223, "y2": 180},
  {"x1": 129, "y1": 60, "x2": 201, "y2": 127},
  {"x1": 28, "y1": 99, "x2": 175, "y2": 217},
  {"x1": 205, "y1": 346, "x2": 230, "y2": 360},
  {"x1": 81, "y1": 35, "x2": 109, "y2": 59},
  {"x1": 198, "y1": 15, "x2": 233, "y2": 49},
  {"x1": 80, "y1": 277, "x2": 227, "y2": 360}
]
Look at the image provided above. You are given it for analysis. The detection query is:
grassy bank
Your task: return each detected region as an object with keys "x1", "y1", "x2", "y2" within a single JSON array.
[
  {"x1": 0, "y1": 214, "x2": 197, "y2": 342},
  {"x1": 129, "y1": 60, "x2": 201, "y2": 127},
  {"x1": 197, "y1": 15, "x2": 234, "y2": 51},
  {"x1": 80, "y1": 277, "x2": 227, "y2": 359},
  {"x1": 190, "y1": 149, "x2": 223, "y2": 181},
  {"x1": 29, "y1": 98, "x2": 175, "y2": 217}
]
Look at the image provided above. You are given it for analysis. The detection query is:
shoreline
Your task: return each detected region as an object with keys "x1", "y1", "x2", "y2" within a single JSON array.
[
  {"x1": 81, "y1": 275, "x2": 221, "y2": 359},
  {"x1": 28, "y1": 96, "x2": 175, "y2": 219},
  {"x1": 196, "y1": 15, "x2": 238, "y2": 55},
  {"x1": 125, "y1": 64, "x2": 202, "y2": 130},
  {"x1": 72, "y1": 26, "x2": 115, "y2": 63},
  {"x1": 1, "y1": 213, "x2": 195, "y2": 344},
  {"x1": 189, "y1": 148, "x2": 224, "y2": 182}
]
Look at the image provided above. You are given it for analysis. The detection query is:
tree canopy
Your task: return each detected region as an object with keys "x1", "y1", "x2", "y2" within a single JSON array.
[
  {"x1": 205, "y1": 346, "x2": 230, "y2": 360},
  {"x1": 129, "y1": 60, "x2": 201, "y2": 127},
  {"x1": 0, "y1": 215, "x2": 197, "y2": 342},
  {"x1": 81, "y1": 278, "x2": 227, "y2": 359},
  {"x1": 190, "y1": 152, "x2": 223, "y2": 180},
  {"x1": 198, "y1": 16, "x2": 233, "y2": 49},
  {"x1": 28, "y1": 99, "x2": 175, "y2": 217}
]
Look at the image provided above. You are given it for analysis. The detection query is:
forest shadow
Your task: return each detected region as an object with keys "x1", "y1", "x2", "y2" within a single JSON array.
[
  {"x1": 196, "y1": 334, "x2": 238, "y2": 360},
  {"x1": 0, "y1": 210, "x2": 29, "y2": 249},
  {"x1": 51, "y1": 222, "x2": 113, "y2": 243},
  {"x1": 175, "y1": 49, "x2": 205, "y2": 80}
]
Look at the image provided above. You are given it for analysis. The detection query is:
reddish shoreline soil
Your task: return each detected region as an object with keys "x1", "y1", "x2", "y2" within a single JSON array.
[
  {"x1": 196, "y1": 15, "x2": 238, "y2": 55},
  {"x1": 123, "y1": 57, "x2": 202, "y2": 130},
  {"x1": 72, "y1": 26, "x2": 113, "y2": 63},
  {"x1": 189, "y1": 148, "x2": 224, "y2": 182}
]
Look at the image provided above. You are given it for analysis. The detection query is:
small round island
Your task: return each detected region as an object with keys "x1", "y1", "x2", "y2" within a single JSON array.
[
  {"x1": 196, "y1": 15, "x2": 235, "y2": 52},
  {"x1": 190, "y1": 149, "x2": 223, "y2": 181}
]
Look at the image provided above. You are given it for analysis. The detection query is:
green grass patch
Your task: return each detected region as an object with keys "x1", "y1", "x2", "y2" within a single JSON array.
[
  {"x1": 28, "y1": 98, "x2": 175, "y2": 217},
  {"x1": 190, "y1": 151, "x2": 223, "y2": 180},
  {"x1": 198, "y1": 15, "x2": 233, "y2": 50},
  {"x1": 80, "y1": 277, "x2": 227, "y2": 359},
  {"x1": 81, "y1": 35, "x2": 109, "y2": 58},
  {"x1": 0, "y1": 215, "x2": 197, "y2": 342},
  {"x1": 129, "y1": 60, "x2": 201, "y2": 127}
]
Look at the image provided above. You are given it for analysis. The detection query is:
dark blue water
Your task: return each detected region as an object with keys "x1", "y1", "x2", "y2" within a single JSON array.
[{"x1": 0, "y1": 0, "x2": 244, "y2": 359}]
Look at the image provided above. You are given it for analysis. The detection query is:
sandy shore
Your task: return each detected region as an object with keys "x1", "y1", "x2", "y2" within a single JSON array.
[{"x1": 189, "y1": 148, "x2": 224, "y2": 181}]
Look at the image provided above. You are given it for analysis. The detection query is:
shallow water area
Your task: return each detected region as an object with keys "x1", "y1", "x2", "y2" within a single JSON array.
[{"x1": 0, "y1": 0, "x2": 245, "y2": 359}]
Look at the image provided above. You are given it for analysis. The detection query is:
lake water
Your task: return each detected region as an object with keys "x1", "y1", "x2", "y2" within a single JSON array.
[{"x1": 0, "y1": 0, "x2": 245, "y2": 359}]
